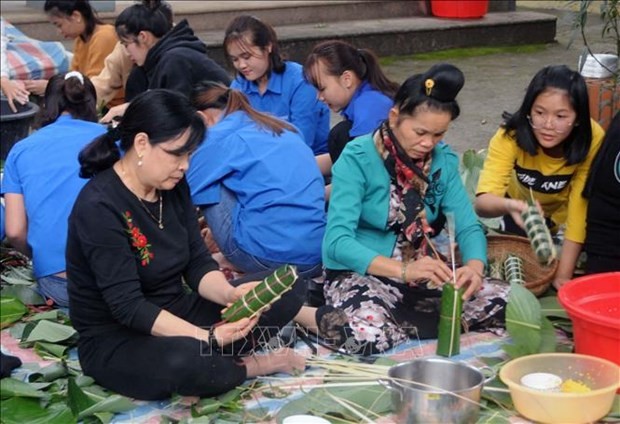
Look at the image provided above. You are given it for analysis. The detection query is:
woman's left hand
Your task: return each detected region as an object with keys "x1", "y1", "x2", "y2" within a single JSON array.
[
  {"x1": 455, "y1": 263, "x2": 484, "y2": 300},
  {"x1": 225, "y1": 281, "x2": 261, "y2": 305}
]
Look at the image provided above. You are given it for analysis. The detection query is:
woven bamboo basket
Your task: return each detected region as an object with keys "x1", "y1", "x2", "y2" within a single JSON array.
[{"x1": 487, "y1": 234, "x2": 558, "y2": 296}]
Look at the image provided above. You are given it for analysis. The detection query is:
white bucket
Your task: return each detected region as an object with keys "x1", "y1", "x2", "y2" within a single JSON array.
[{"x1": 579, "y1": 53, "x2": 619, "y2": 79}]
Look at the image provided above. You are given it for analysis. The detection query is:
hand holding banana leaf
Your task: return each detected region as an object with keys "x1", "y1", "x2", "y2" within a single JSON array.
[
  {"x1": 210, "y1": 315, "x2": 259, "y2": 347},
  {"x1": 402, "y1": 256, "x2": 452, "y2": 287},
  {"x1": 504, "y1": 197, "x2": 529, "y2": 228},
  {"x1": 454, "y1": 262, "x2": 485, "y2": 300},
  {"x1": 224, "y1": 280, "x2": 261, "y2": 307}
]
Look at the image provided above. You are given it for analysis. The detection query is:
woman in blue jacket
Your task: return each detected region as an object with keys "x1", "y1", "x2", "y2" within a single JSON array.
[
  {"x1": 320, "y1": 64, "x2": 508, "y2": 354},
  {"x1": 187, "y1": 81, "x2": 326, "y2": 278},
  {"x1": 224, "y1": 15, "x2": 329, "y2": 157},
  {"x1": 304, "y1": 39, "x2": 399, "y2": 166},
  {"x1": 2, "y1": 71, "x2": 106, "y2": 307}
]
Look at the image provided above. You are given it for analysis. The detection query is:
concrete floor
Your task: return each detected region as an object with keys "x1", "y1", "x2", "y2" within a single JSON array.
[{"x1": 380, "y1": 4, "x2": 616, "y2": 154}]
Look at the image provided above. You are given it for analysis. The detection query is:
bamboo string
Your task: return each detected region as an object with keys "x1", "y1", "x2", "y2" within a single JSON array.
[
  {"x1": 445, "y1": 212, "x2": 459, "y2": 356},
  {"x1": 323, "y1": 391, "x2": 378, "y2": 423}
]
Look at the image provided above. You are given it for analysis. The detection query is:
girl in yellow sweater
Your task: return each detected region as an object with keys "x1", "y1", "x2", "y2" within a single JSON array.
[
  {"x1": 475, "y1": 65, "x2": 605, "y2": 290},
  {"x1": 25, "y1": 0, "x2": 121, "y2": 107}
]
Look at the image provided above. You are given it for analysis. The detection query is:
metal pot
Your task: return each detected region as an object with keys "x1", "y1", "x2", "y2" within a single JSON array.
[{"x1": 378, "y1": 357, "x2": 494, "y2": 424}]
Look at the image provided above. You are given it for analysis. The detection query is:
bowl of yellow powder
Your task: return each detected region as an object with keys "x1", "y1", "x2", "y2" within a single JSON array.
[{"x1": 500, "y1": 353, "x2": 619, "y2": 423}]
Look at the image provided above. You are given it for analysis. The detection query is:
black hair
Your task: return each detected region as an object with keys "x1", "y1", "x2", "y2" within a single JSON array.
[
  {"x1": 79, "y1": 89, "x2": 205, "y2": 178},
  {"x1": 115, "y1": 0, "x2": 173, "y2": 41},
  {"x1": 304, "y1": 39, "x2": 399, "y2": 99},
  {"x1": 224, "y1": 15, "x2": 285, "y2": 76},
  {"x1": 35, "y1": 72, "x2": 98, "y2": 128},
  {"x1": 44, "y1": 0, "x2": 102, "y2": 41},
  {"x1": 502, "y1": 65, "x2": 592, "y2": 165},
  {"x1": 583, "y1": 112, "x2": 620, "y2": 198},
  {"x1": 393, "y1": 63, "x2": 464, "y2": 119}
]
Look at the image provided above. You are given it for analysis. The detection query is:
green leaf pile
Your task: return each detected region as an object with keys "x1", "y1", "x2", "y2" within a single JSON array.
[
  {"x1": 276, "y1": 385, "x2": 392, "y2": 423},
  {"x1": 0, "y1": 296, "x2": 28, "y2": 328},
  {"x1": 503, "y1": 282, "x2": 557, "y2": 358}
]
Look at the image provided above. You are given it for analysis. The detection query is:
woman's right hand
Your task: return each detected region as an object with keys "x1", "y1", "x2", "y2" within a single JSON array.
[
  {"x1": 23, "y1": 79, "x2": 47, "y2": 96},
  {"x1": 404, "y1": 256, "x2": 453, "y2": 286},
  {"x1": 1, "y1": 77, "x2": 29, "y2": 112},
  {"x1": 100, "y1": 102, "x2": 129, "y2": 123},
  {"x1": 505, "y1": 198, "x2": 529, "y2": 230},
  {"x1": 211, "y1": 316, "x2": 258, "y2": 346}
]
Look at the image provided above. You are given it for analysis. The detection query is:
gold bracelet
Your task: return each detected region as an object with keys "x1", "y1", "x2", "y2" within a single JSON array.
[{"x1": 401, "y1": 261, "x2": 408, "y2": 283}]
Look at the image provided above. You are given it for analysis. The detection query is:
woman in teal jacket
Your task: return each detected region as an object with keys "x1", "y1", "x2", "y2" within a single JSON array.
[{"x1": 321, "y1": 64, "x2": 508, "y2": 354}]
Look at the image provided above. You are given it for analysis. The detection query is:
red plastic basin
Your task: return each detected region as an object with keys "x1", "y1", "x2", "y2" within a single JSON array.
[
  {"x1": 430, "y1": 0, "x2": 489, "y2": 19},
  {"x1": 558, "y1": 273, "x2": 620, "y2": 366}
]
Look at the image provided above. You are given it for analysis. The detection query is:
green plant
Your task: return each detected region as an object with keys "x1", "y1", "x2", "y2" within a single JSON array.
[{"x1": 569, "y1": 0, "x2": 619, "y2": 76}]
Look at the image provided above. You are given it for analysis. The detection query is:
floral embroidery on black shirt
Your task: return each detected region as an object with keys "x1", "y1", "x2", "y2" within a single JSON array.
[{"x1": 123, "y1": 211, "x2": 154, "y2": 266}]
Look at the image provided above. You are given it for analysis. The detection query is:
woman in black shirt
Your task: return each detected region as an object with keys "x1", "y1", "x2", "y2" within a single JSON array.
[
  {"x1": 67, "y1": 89, "x2": 306, "y2": 400},
  {"x1": 583, "y1": 112, "x2": 620, "y2": 274}
]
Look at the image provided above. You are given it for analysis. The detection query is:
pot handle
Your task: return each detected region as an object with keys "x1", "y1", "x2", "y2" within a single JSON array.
[
  {"x1": 478, "y1": 365, "x2": 497, "y2": 384},
  {"x1": 377, "y1": 378, "x2": 402, "y2": 402}
]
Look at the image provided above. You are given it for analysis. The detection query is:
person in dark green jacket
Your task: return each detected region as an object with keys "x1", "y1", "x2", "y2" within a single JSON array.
[{"x1": 320, "y1": 63, "x2": 508, "y2": 355}]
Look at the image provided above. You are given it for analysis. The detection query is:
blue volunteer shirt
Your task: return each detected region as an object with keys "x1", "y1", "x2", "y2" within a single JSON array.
[
  {"x1": 186, "y1": 110, "x2": 326, "y2": 265},
  {"x1": 1, "y1": 115, "x2": 107, "y2": 278},
  {"x1": 341, "y1": 80, "x2": 393, "y2": 138},
  {"x1": 231, "y1": 61, "x2": 329, "y2": 155}
]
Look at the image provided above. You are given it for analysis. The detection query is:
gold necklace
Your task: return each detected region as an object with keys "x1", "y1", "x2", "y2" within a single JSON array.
[
  {"x1": 119, "y1": 160, "x2": 164, "y2": 230},
  {"x1": 137, "y1": 191, "x2": 164, "y2": 230}
]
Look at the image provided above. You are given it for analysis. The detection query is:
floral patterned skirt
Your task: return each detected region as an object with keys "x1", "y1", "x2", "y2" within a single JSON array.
[{"x1": 323, "y1": 272, "x2": 509, "y2": 354}]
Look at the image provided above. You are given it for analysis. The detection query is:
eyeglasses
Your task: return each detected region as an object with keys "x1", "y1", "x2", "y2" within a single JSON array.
[{"x1": 527, "y1": 114, "x2": 574, "y2": 134}]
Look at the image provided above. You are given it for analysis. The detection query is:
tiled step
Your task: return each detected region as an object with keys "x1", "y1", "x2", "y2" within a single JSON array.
[
  {"x1": 198, "y1": 11, "x2": 556, "y2": 66},
  {"x1": 3, "y1": 1, "x2": 553, "y2": 68},
  {"x1": 4, "y1": 0, "x2": 429, "y2": 40}
]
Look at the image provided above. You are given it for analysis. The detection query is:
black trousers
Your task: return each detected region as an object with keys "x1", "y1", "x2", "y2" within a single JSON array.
[
  {"x1": 328, "y1": 120, "x2": 354, "y2": 164},
  {"x1": 77, "y1": 271, "x2": 306, "y2": 400}
]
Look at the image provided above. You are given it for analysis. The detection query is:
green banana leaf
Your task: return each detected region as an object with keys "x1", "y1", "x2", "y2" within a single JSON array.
[
  {"x1": 458, "y1": 148, "x2": 501, "y2": 231},
  {"x1": 78, "y1": 394, "x2": 136, "y2": 419},
  {"x1": 276, "y1": 384, "x2": 392, "y2": 424},
  {"x1": 0, "y1": 285, "x2": 45, "y2": 305},
  {"x1": 504, "y1": 282, "x2": 557, "y2": 357},
  {"x1": 0, "y1": 296, "x2": 27, "y2": 328},
  {"x1": 8, "y1": 322, "x2": 26, "y2": 339},
  {"x1": 26, "y1": 310, "x2": 60, "y2": 322},
  {"x1": 460, "y1": 148, "x2": 487, "y2": 203},
  {"x1": 538, "y1": 318, "x2": 558, "y2": 353},
  {"x1": 0, "y1": 378, "x2": 48, "y2": 399},
  {"x1": 1, "y1": 266, "x2": 35, "y2": 285},
  {"x1": 27, "y1": 362, "x2": 69, "y2": 383},
  {"x1": 67, "y1": 378, "x2": 96, "y2": 416},
  {"x1": 34, "y1": 341, "x2": 71, "y2": 359},
  {"x1": 505, "y1": 283, "x2": 542, "y2": 353},
  {"x1": 26, "y1": 319, "x2": 77, "y2": 344},
  {"x1": 539, "y1": 295, "x2": 570, "y2": 319},
  {"x1": 0, "y1": 397, "x2": 75, "y2": 424},
  {"x1": 83, "y1": 412, "x2": 114, "y2": 424},
  {"x1": 67, "y1": 378, "x2": 136, "y2": 419}
]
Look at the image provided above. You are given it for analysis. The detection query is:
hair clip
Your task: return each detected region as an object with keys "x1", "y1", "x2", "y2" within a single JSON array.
[
  {"x1": 425, "y1": 78, "x2": 434, "y2": 97},
  {"x1": 65, "y1": 71, "x2": 84, "y2": 84},
  {"x1": 106, "y1": 124, "x2": 121, "y2": 139}
]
